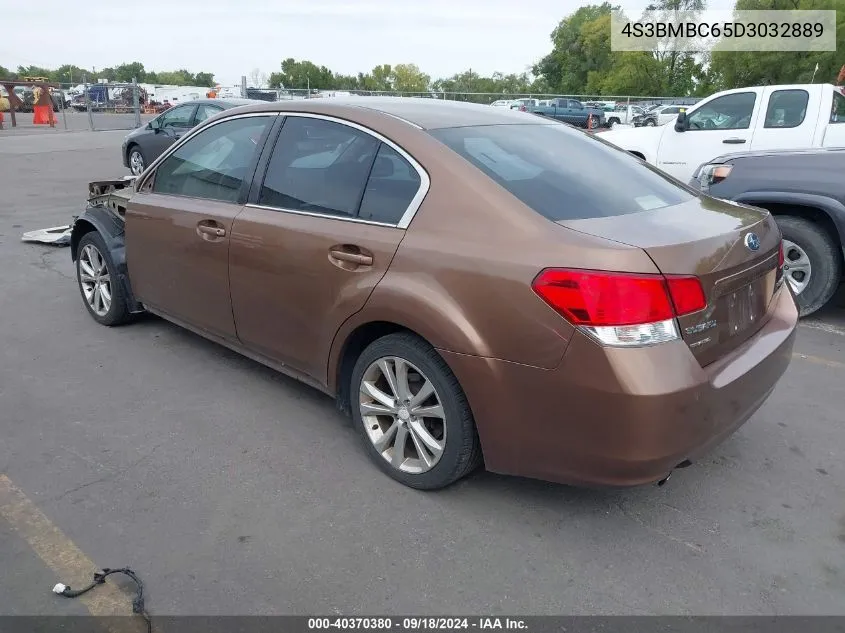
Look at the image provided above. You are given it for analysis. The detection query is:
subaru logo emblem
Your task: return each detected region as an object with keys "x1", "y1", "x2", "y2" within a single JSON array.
[{"x1": 744, "y1": 232, "x2": 761, "y2": 251}]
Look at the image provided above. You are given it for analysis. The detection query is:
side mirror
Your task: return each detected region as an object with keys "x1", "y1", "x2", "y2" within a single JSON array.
[
  {"x1": 149, "y1": 118, "x2": 161, "y2": 131},
  {"x1": 674, "y1": 111, "x2": 688, "y2": 132}
]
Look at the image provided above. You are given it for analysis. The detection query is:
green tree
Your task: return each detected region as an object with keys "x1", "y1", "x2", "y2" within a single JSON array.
[
  {"x1": 0, "y1": 65, "x2": 17, "y2": 80},
  {"x1": 708, "y1": 0, "x2": 845, "y2": 89},
  {"x1": 534, "y1": 3, "x2": 618, "y2": 94},
  {"x1": 96, "y1": 67, "x2": 117, "y2": 82},
  {"x1": 391, "y1": 63, "x2": 430, "y2": 93},
  {"x1": 537, "y1": 1, "x2": 709, "y2": 97},
  {"x1": 333, "y1": 74, "x2": 360, "y2": 90},
  {"x1": 194, "y1": 72, "x2": 215, "y2": 87},
  {"x1": 268, "y1": 59, "x2": 334, "y2": 90},
  {"x1": 113, "y1": 62, "x2": 147, "y2": 83},
  {"x1": 15, "y1": 65, "x2": 54, "y2": 80},
  {"x1": 369, "y1": 64, "x2": 394, "y2": 91},
  {"x1": 52, "y1": 64, "x2": 86, "y2": 84}
]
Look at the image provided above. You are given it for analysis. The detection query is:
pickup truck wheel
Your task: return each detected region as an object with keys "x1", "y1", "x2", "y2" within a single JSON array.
[
  {"x1": 75, "y1": 232, "x2": 131, "y2": 326},
  {"x1": 776, "y1": 215, "x2": 842, "y2": 317},
  {"x1": 608, "y1": 117, "x2": 620, "y2": 126}
]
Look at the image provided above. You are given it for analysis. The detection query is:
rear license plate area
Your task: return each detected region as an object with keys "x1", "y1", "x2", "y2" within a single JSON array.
[{"x1": 726, "y1": 280, "x2": 767, "y2": 335}]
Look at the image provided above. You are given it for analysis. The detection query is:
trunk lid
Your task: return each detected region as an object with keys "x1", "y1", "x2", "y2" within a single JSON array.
[{"x1": 557, "y1": 196, "x2": 782, "y2": 366}]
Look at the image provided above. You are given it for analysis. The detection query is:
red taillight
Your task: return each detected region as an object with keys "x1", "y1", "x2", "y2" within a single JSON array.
[
  {"x1": 531, "y1": 269, "x2": 706, "y2": 327},
  {"x1": 665, "y1": 275, "x2": 707, "y2": 316}
]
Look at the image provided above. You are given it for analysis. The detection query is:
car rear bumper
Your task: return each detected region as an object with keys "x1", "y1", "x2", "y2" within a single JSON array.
[{"x1": 439, "y1": 285, "x2": 798, "y2": 487}]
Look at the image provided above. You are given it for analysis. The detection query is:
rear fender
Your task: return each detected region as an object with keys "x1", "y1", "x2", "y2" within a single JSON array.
[{"x1": 70, "y1": 205, "x2": 143, "y2": 313}]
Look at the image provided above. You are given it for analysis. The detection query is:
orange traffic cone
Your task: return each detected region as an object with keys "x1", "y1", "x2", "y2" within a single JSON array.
[
  {"x1": 33, "y1": 104, "x2": 52, "y2": 125},
  {"x1": 587, "y1": 113, "x2": 594, "y2": 131}
]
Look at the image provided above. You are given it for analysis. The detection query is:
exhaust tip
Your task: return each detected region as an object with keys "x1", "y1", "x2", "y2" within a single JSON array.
[{"x1": 656, "y1": 473, "x2": 671, "y2": 487}]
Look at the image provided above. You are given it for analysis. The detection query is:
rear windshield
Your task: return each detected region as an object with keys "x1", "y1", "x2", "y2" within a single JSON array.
[{"x1": 428, "y1": 124, "x2": 693, "y2": 221}]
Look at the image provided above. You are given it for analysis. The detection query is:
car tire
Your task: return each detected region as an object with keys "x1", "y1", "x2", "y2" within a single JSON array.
[
  {"x1": 776, "y1": 215, "x2": 842, "y2": 317},
  {"x1": 645, "y1": 119, "x2": 656, "y2": 126},
  {"x1": 128, "y1": 145, "x2": 146, "y2": 176},
  {"x1": 608, "y1": 117, "x2": 620, "y2": 126},
  {"x1": 75, "y1": 231, "x2": 131, "y2": 327},
  {"x1": 350, "y1": 332, "x2": 483, "y2": 490}
]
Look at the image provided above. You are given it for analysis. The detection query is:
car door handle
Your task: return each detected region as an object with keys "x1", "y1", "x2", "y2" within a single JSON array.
[
  {"x1": 197, "y1": 224, "x2": 225, "y2": 237},
  {"x1": 723, "y1": 138, "x2": 746, "y2": 144},
  {"x1": 329, "y1": 249, "x2": 372, "y2": 266}
]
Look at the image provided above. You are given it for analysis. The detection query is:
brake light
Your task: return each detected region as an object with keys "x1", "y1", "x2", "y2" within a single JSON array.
[
  {"x1": 532, "y1": 269, "x2": 706, "y2": 347},
  {"x1": 665, "y1": 275, "x2": 707, "y2": 316}
]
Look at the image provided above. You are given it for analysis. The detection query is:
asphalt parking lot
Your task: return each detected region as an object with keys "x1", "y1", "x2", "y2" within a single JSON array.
[{"x1": 1, "y1": 129, "x2": 844, "y2": 617}]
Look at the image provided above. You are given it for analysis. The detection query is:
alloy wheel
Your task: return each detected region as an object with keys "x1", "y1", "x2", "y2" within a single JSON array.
[
  {"x1": 129, "y1": 150, "x2": 145, "y2": 175},
  {"x1": 782, "y1": 239, "x2": 812, "y2": 296},
  {"x1": 359, "y1": 357, "x2": 447, "y2": 474},
  {"x1": 79, "y1": 244, "x2": 112, "y2": 317}
]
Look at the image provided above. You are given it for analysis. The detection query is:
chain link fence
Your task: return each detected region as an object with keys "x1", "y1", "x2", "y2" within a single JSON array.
[
  {"x1": 269, "y1": 88, "x2": 701, "y2": 107},
  {"x1": 2, "y1": 80, "x2": 703, "y2": 133},
  {"x1": 1, "y1": 78, "x2": 154, "y2": 133}
]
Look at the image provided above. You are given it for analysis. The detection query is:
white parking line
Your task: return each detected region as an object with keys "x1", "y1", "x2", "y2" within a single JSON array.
[{"x1": 799, "y1": 320, "x2": 845, "y2": 337}]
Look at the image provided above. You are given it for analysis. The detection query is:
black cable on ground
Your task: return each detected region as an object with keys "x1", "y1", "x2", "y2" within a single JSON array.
[{"x1": 53, "y1": 567, "x2": 152, "y2": 633}]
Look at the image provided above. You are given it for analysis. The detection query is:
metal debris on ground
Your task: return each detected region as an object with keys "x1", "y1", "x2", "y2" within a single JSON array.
[{"x1": 21, "y1": 225, "x2": 72, "y2": 246}]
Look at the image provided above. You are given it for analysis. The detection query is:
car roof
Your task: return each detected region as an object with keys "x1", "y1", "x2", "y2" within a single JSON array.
[{"x1": 227, "y1": 96, "x2": 548, "y2": 130}]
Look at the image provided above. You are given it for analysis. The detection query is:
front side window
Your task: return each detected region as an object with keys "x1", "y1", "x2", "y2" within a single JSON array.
[
  {"x1": 687, "y1": 92, "x2": 757, "y2": 131},
  {"x1": 159, "y1": 105, "x2": 195, "y2": 129},
  {"x1": 259, "y1": 117, "x2": 380, "y2": 217},
  {"x1": 429, "y1": 123, "x2": 692, "y2": 222},
  {"x1": 831, "y1": 91, "x2": 845, "y2": 123},
  {"x1": 152, "y1": 116, "x2": 272, "y2": 202},
  {"x1": 764, "y1": 89, "x2": 809, "y2": 128}
]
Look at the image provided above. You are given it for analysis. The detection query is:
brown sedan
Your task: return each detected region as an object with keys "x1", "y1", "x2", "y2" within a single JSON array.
[{"x1": 70, "y1": 97, "x2": 798, "y2": 490}]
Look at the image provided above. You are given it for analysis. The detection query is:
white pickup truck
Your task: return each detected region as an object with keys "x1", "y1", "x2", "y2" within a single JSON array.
[
  {"x1": 604, "y1": 104, "x2": 647, "y2": 127},
  {"x1": 598, "y1": 83, "x2": 845, "y2": 182}
]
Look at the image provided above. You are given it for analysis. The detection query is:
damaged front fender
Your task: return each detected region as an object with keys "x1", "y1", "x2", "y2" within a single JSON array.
[{"x1": 70, "y1": 176, "x2": 143, "y2": 313}]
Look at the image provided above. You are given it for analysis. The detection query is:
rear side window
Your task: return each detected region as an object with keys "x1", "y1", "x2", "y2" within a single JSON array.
[
  {"x1": 153, "y1": 116, "x2": 271, "y2": 202},
  {"x1": 259, "y1": 117, "x2": 379, "y2": 217},
  {"x1": 358, "y1": 144, "x2": 421, "y2": 224},
  {"x1": 765, "y1": 89, "x2": 809, "y2": 128},
  {"x1": 831, "y1": 91, "x2": 845, "y2": 123},
  {"x1": 429, "y1": 124, "x2": 693, "y2": 221}
]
